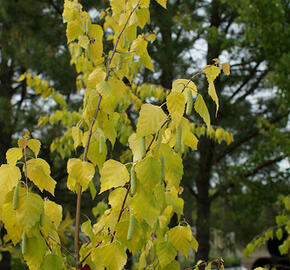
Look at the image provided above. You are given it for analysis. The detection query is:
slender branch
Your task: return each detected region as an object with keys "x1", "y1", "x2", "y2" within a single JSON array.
[
  {"x1": 214, "y1": 114, "x2": 287, "y2": 164},
  {"x1": 211, "y1": 155, "x2": 287, "y2": 201},
  {"x1": 105, "y1": 3, "x2": 139, "y2": 81},
  {"x1": 234, "y1": 70, "x2": 268, "y2": 105},
  {"x1": 227, "y1": 61, "x2": 261, "y2": 101},
  {"x1": 110, "y1": 184, "x2": 131, "y2": 243},
  {"x1": 23, "y1": 133, "x2": 29, "y2": 192},
  {"x1": 80, "y1": 240, "x2": 102, "y2": 265},
  {"x1": 48, "y1": 234, "x2": 75, "y2": 258},
  {"x1": 74, "y1": 94, "x2": 102, "y2": 269},
  {"x1": 48, "y1": 0, "x2": 63, "y2": 16},
  {"x1": 244, "y1": 155, "x2": 286, "y2": 178},
  {"x1": 74, "y1": 4, "x2": 139, "y2": 269},
  {"x1": 40, "y1": 231, "x2": 52, "y2": 252}
]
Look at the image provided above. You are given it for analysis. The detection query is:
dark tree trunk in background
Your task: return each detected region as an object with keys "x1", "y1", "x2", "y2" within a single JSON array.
[
  {"x1": 0, "y1": 60, "x2": 14, "y2": 270},
  {"x1": 195, "y1": 137, "x2": 215, "y2": 262}
]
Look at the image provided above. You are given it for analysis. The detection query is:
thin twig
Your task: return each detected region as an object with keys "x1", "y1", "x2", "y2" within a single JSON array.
[
  {"x1": 80, "y1": 240, "x2": 102, "y2": 265},
  {"x1": 48, "y1": 234, "x2": 75, "y2": 258}
]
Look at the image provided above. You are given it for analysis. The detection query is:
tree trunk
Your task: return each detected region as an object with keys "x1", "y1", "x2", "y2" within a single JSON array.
[{"x1": 195, "y1": 137, "x2": 215, "y2": 262}]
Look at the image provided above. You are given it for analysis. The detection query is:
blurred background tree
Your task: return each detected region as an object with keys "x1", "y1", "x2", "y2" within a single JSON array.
[{"x1": 0, "y1": 0, "x2": 289, "y2": 269}]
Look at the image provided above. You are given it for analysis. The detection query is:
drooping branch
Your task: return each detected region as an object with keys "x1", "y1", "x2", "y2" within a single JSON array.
[
  {"x1": 244, "y1": 155, "x2": 286, "y2": 178},
  {"x1": 234, "y1": 69, "x2": 268, "y2": 105},
  {"x1": 210, "y1": 154, "x2": 287, "y2": 201},
  {"x1": 228, "y1": 61, "x2": 262, "y2": 101},
  {"x1": 214, "y1": 114, "x2": 287, "y2": 164}
]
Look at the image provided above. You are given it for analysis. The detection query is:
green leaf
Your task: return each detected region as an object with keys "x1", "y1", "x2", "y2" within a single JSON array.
[
  {"x1": 167, "y1": 92, "x2": 186, "y2": 127},
  {"x1": 276, "y1": 228, "x2": 283, "y2": 241},
  {"x1": 99, "y1": 160, "x2": 129, "y2": 194},
  {"x1": 23, "y1": 230, "x2": 47, "y2": 270},
  {"x1": 52, "y1": 92, "x2": 66, "y2": 108},
  {"x1": 156, "y1": 240, "x2": 177, "y2": 267},
  {"x1": 16, "y1": 192, "x2": 44, "y2": 233},
  {"x1": 135, "y1": 156, "x2": 161, "y2": 192},
  {"x1": 40, "y1": 254, "x2": 63, "y2": 270},
  {"x1": 67, "y1": 158, "x2": 95, "y2": 193},
  {"x1": 27, "y1": 139, "x2": 41, "y2": 157},
  {"x1": 91, "y1": 242, "x2": 127, "y2": 270},
  {"x1": 26, "y1": 158, "x2": 56, "y2": 195},
  {"x1": 168, "y1": 226, "x2": 192, "y2": 257},
  {"x1": 194, "y1": 94, "x2": 210, "y2": 127},
  {"x1": 163, "y1": 260, "x2": 180, "y2": 270},
  {"x1": 6, "y1": 147, "x2": 23, "y2": 165},
  {"x1": 136, "y1": 104, "x2": 167, "y2": 137},
  {"x1": 130, "y1": 192, "x2": 160, "y2": 227}
]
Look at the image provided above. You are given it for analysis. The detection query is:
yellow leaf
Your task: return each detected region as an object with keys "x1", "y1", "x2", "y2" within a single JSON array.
[
  {"x1": 27, "y1": 139, "x2": 41, "y2": 157},
  {"x1": 16, "y1": 192, "x2": 44, "y2": 233},
  {"x1": 135, "y1": 156, "x2": 161, "y2": 192},
  {"x1": 156, "y1": 240, "x2": 177, "y2": 267},
  {"x1": 131, "y1": 37, "x2": 147, "y2": 56},
  {"x1": 128, "y1": 133, "x2": 147, "y2": 162},
  {"x1": 215, "y1": 128, "x2": 224, "y2": 144},
  {"x1": 96, "y1": 81, "x2": 112, "y2": 98},
  {"x1": 159, "y1": 144, "x2": 183, "y2": 188},
  {"x1": 208, "y1": 81, "x2": 219, "y2": 116},
  {"x1": 17, "y1": 73, "x2": 26, "y2": 82},
  {"x1": 167, "y1": 92, "x2": 186, "y2": 127},
  {"x1": 23, "y1": 230, "x2": 47, "y2": 270},
  {"x1": 67, "y1": 158, "x2": 95, "y2": 193},
  {"x1": 44, "y1": 200, "x2": 62, "y2": 228},
  {"x1": 1, "y1": 195, "x2": 23, "y2": 244},
  {"x1": 6, "y1": 147, "x2": 23, "y2": 165},
  {"x1": 136, "y1": 8, "x2": 150, "y2": 29},
  {"x1": 222, "y1": 62, "x2": 230, "y2": 75},
  {"x1": 26, "y1": 158, "x2": 56, "y2": 196},
  {"x1": 66, "y1": 20, "x2": 83, "y2": 43},
  {"x1": 71, "y1": 126, "x2": 83, "y2": 149},
  {"x1": 18, "y1": 138, "x2": 26, "y2": 149},
  {"x1": 0, "y1": 165, "x2": 22, "y2": 208},
  {"x1": 52, "y1": 92, "x2": 66, "y2": 108},
  {"x1": 194, "y1": 94, "x2": 210, "y2": 127},
  {"x1": 181, "y1": 118, "x2": 198, "y2": 150},
  {"x1": 141, "y1": 52, "x2": 154, "y2": 71},
  {"x1": 87, "y1": 67, "x2": 106, "y2": 89},
  {"x1": 172, "y1": 79, "x2": 197, "y2": 95},
  {"x1": 204, "y1": 65, "x2": 221, "y2": 82},
  {"x1": 130, "y1": 192, "x2": 160, "y2": 227},
  {"x1": 168, "y1": 226, "x2": 192, "y2": 257},
  {"x1": 136, "y1": 104, "x2": 167, "y2": 137},
  {"x1": 225, "y1": 131, "x2": 233, "y2": 145},
  {"x1": 91, "y1": 242, "x2": 127, "y2": 270},
  {"x1": 78, "y1": 35, "x2": 89, "y2": 49},
  {"x1": 155, "y1": 0, "x2": 167, "y2": 8},
  {"x1": 99, "y1": 160, "x2": 129, "y2": 194}
]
